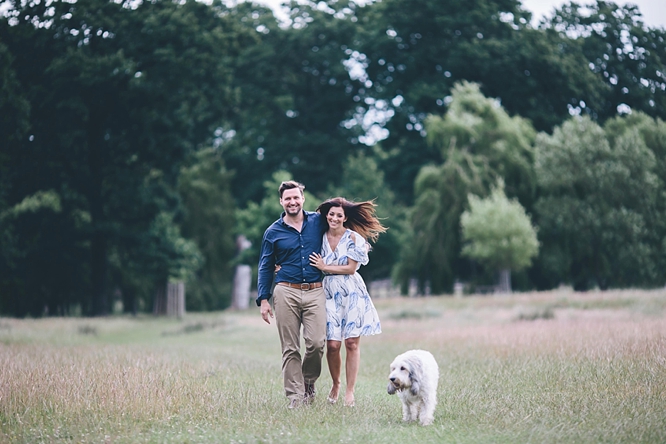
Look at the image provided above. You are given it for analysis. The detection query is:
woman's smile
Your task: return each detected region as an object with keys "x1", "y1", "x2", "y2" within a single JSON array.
[{"x1": 327, "y1": 207, "x2": 346, "y2": 229}]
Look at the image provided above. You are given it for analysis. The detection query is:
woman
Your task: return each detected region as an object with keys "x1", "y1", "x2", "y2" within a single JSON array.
[{"x1": 308, "y1": 197, "x2": 387, "y2": 407}]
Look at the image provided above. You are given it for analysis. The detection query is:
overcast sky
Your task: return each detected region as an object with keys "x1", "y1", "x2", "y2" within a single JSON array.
[
  {"x1": 521, "y1": 0, "x2": 665, "y2": 28},
  {"x1": 256, "y1": 0, "x2": 665, "y2": 29}
]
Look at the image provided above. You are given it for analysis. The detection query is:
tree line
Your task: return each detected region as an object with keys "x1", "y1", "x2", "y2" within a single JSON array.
[{"x1": 1, "y1": 0, "x2": 664, "y2": 316}]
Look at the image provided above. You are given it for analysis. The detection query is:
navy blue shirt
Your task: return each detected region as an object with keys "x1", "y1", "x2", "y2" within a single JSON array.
[{"x1": 256, "y1": 211, "x2": 324, "y2": 306}]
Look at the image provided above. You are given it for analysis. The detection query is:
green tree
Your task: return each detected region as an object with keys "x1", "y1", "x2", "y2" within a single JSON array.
[
  {"x1": 178, "y1": 148, "x2": 237, "y2": 311},
  {"x1": 534, "y1": 115, "x2": 660, "y2": 290},
  {"x1": 395, "y1": 82, "x2": 536, "y2": 294},
  {"x1": 461, "y1": 182, "x2": 539, "y2": 293},
  {"x1": 425, "y1": 82, "x2": 536, "y2": 205},
  {"x1": 224, "y1": 1, "x2": 365, "y2": 203},
  {"x1": 0, "y1": 0, "x2": 245, "y2": 315},
  {"x1": 325, "y1": 150, "x2": 405, "y2": 280},
  {"x1": 603, "y1": 112, "x2": 666, "y2": 285},
  {"x1": 0, "y1": 41, "x2": 32, "y2": 312},
  {"x1": 0, "y1": 191, "x2": 76, "y2": 316},
  {"x1": 0, "y1": 40, "x2": 29, "y2": 182},
  {"x1": 350, "y1": 0, "x2": 603, "y2": 202},
  {"x1": 544, "y1": 0, "x2": 666, "y2": 122}
]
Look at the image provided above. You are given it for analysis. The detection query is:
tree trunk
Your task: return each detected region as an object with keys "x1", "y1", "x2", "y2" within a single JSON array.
[
  {"x1": 88, "y1": 108, "x2": 108, "y2": 316},
  {"x1": 91, "y1": 224, "x2": 108, "y2": 315},
  {"x1": 122, "y1": 286, "x2": 137, "y2": 316},
  {"x1": 497, "y1": 268, "x2": 512, "y2": 294}
]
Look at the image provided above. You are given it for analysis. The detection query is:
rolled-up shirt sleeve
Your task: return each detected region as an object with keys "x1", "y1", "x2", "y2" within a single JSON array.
[{"x1": 256, "y1": 230, "x2": 276, "y2": 306}]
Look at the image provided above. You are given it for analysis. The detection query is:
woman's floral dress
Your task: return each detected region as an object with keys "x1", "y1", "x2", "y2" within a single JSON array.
[{"x1": 321, "y1": 229, "x2": 382, "y2": 340}]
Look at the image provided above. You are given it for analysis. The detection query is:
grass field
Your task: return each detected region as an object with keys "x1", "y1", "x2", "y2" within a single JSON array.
[{"x1": 1, "y1": 288, "x2": 665, "y2": 443}]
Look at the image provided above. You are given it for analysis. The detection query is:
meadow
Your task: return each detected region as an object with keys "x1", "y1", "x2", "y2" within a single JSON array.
[{"x1": 1, "y1": 288, "x2": 665, "y2": 443}]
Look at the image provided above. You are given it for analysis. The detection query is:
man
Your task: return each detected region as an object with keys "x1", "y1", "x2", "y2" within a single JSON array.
[{"x1": 257, "y1": 180, "x2": 326, "y2": 409}]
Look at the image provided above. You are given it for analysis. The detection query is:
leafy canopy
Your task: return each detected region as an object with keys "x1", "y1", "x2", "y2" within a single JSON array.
[
  {"x1": 534, "y1": 115, "x2": 660, "y2": 289},
  {"x1": 461, "y1": 182, "x2": 539, "y2": 272},
  {"x1": 395, "y1": 82, "x2": 536, "y2": 293}
]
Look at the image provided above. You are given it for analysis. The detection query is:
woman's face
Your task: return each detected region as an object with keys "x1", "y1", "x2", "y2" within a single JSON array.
[{"x1": 326, "y1": 206, "x2": 347, "y2": 230}]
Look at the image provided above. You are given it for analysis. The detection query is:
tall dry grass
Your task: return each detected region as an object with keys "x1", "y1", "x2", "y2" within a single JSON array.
[{"x1": 1, "y1": 289, "x2": 665, "y2": 443}]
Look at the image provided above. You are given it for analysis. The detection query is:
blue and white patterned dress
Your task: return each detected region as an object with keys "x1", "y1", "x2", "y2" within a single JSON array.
[{"x1": 322, "y1": 229, "x2": 382, "y2": 341}]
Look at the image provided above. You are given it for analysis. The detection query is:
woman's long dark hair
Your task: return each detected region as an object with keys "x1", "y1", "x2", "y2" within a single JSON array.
[{"x1": 316, "y1": 197, "x2": 387, "y2": 242}]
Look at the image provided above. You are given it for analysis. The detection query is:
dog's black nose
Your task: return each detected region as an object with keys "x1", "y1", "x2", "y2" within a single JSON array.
[{"x1": 390, "y1": 377, "x2": 395, "y2": 382}]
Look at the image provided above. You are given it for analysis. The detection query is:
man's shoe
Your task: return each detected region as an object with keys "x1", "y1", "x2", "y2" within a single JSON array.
[
  {"x1": 304, "y1": 382, "x2": 316, "y2": 405},
  {"x1": 288, "y1": 398, "x2": 301, "y2": 409}
]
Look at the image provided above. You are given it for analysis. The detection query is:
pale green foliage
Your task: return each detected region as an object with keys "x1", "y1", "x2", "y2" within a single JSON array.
[
  {"x1": 461, "y1": 183, "x2": 539, "y2": 272},
  {"x1": 425, "y1": 81, "x2": 536, "y2": 204},
  {"x1": 399, "y1": 82, "x2": 536, "y2": 293},
  {"x1": 0, "y1": 190, "x2": 61, "y2": 219}
]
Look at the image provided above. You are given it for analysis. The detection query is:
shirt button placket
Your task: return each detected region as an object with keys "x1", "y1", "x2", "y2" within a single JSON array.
[{"x1": 298, "y1": 233, "x2": 304, "y2": 294}]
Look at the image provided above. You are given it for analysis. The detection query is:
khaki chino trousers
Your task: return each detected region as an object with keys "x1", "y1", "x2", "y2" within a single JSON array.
[{"x1": 273, "y1": 284, "x2": 326, "y2": 401}]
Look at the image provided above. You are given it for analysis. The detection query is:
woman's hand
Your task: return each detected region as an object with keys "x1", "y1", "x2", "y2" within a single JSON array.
[{"x1": 309, "y1": 253, "x2": 325, "y2": 271}]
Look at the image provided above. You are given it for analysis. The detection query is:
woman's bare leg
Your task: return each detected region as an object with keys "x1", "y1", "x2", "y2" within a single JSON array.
[
  {"x1": 344, "y1": 337, "x2": 360, "y2": 406},
  {"x1": 326, "y1": 340, "x2": 342, "y2": 403}
]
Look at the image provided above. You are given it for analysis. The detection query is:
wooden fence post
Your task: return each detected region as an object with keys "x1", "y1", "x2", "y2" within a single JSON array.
[
  {"x1": 232, "y1": 264, "x2": 251, "y2": 310},
  {"x1": 153, "y1": 281, "x2": 185, "y2": 318},
  {"x1": 153, "y1": 284, "x2": 166, "y2": 315},
  {"x1": 231, "y1": 235, "x2": 252, "y2": 310}
]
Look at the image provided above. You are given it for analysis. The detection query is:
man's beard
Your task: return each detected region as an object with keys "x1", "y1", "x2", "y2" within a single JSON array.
[{"x1": 285, "y1": 204, "x2": 301, "y2": 216}]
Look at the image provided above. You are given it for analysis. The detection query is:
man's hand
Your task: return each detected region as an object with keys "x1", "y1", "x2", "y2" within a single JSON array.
[{"x1": 260, "y1": 299, "x2": 273, "y2": 324}]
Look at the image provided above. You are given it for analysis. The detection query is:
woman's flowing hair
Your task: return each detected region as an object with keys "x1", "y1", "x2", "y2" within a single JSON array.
[{"x1": 316, "y1": 197, "x2": 387, "y2": 243}]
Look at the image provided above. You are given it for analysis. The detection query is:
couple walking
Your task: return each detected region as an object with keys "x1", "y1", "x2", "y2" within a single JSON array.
[{"x1": 257, "y1": 180, "x2": 386, "y2": 409}]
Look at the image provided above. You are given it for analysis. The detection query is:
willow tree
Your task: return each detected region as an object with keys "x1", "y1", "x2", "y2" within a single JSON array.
[
  {"x1": 460, "y1": 183, "x2": 539, "y2": 293},
  {"x1": 394, "y1": 82, "x2": 535, "y2": 294}
]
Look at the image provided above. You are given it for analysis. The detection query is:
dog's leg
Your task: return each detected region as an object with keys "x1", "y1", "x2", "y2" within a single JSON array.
[
  {"x1": 401, "y1": 398, "x2": 413, "y2": 422},
  {"x1": 419, "y1": 395, "x2": 435, "y2": 426},
  {"x1": 408, "y1": 400, "x2": 419, "y2": 422}
]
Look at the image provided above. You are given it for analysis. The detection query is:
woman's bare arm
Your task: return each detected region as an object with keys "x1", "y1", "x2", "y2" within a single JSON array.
[{"x1": 309, "y1": 253, "x2": 357, "y2": 275}]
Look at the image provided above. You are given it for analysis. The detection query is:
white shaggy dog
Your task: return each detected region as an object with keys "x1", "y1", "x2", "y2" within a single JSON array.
[{"x1": 387, "y1": 349, "x2": 439, "y2": 426}]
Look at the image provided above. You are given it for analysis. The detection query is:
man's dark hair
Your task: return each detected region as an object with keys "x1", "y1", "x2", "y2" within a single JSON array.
[{"x1": 279, "y1": 180, "x2": 305, "y2": 198}]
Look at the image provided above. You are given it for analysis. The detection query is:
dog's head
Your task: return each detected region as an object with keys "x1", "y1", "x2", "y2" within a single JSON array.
[{"x1": 387, "y1": 352, "x2": 423, "y2": 396}]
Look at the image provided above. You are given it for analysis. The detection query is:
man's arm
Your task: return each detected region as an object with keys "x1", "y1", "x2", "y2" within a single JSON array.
[
  {"x1": 260, "y1": 299, "x2": 273, "y2": 325},
  {"x1": 256, "y1": 230, "x2": 276, "y2": 306},
  {"x1": 257, "y1": 230, "x2": 277, "y2": 324}
]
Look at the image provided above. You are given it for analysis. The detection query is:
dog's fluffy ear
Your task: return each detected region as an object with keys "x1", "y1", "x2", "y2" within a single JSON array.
[
  {"x1": 387, "y1": 382, "x2": 396, "y2": 395},
  {"x1": 406, "y1": 356, "x2": 423, "y2": 396},
  {"x1": 409, "y1": 379, "x2": 420, "y2": 396}
]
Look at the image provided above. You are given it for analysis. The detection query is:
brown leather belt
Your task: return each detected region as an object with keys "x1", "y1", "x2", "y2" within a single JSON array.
[{"x1": 277, "y1": 282, "x2": 323, "y2": 291}]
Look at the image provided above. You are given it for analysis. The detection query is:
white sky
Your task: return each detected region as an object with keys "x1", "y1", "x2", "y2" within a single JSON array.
[
  {"x1": 256, "y1": 0, "x2": 666, "y2": 29},
  {"x1": 521, "y1": 0, "x2": 665, "y2": 28}
]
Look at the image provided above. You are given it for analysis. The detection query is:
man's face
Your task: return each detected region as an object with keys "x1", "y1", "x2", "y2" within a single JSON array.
[{"x1": 280, "y1": 188, "x2": 304, "y2": 217}]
